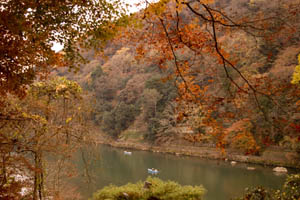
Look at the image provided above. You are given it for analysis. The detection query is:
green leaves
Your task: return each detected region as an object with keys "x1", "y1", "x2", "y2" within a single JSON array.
[
  {"x1": 237, "y1": 174, "x2": 300, "y2": 200},
  {"x1": 101, "y1": 102, "x2": 140, "y2": 138},
  {"x1": 92, "y1": 177, "x2": 206, "y2": 200}
]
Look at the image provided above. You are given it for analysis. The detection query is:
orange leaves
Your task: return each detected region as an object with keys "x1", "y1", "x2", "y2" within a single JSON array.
[
  {"x1": 180, "y1": 22, "x2": 209, "y2": 51},
  {"x1": 296, "y1": 100, "x2": 300, "y2": 111},
  {"x1": 232, "y1": 132, "x2": 260, "y2": 155},
  {"x1": 183, "y1": 133, "x2": 204, "y2": 143},
  {"x1": 290, "y1": 123, "x2": 300, "y2": 133},
  {"x1": 135, "y1": 45, "x2": 145, "y2": 59},
  {"x1": 223, "y1": 119, "x2": 260, "y2": 155},
  {"x1": 225, "y1": 118, "x2": 251, "y2": 133},
  {"x1": 200, "y1": 0, "x2": 214, "y2": 4},
  {"x1": 176, "y1": 112, "x2": 186, "y2": 122}
]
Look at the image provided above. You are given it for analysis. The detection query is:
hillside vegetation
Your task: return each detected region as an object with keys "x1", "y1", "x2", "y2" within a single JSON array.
[{"x1": 55, "y1": 0, "x2": 300, "y2": 158}]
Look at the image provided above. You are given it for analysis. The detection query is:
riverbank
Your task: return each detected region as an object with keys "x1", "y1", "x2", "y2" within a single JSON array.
[{"x1": 97, "y1": 139, "x2": 300, "y2": 169}]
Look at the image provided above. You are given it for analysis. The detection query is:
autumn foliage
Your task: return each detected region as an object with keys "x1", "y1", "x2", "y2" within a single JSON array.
[
  {"x1": 0, "y1": 0, "x2": 125, "y2": 97},
  {"x1": 111, "y1": 0, "x2": 300, "y2": 153},
  {"x1": 1, "y1": 0, "x2": 300, "y2": 199}
]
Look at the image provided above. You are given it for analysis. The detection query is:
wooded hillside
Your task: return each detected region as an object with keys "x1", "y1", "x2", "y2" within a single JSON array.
[{"x1": 55, "y1": 0, "x2": 300, "y2": 155}]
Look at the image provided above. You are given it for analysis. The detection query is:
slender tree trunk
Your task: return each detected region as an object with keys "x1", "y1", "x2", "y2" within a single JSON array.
[
  {"x1": 63, "y1": 97, "x2": 70, "y2": 144},
  {"x1": 33, "y1": 152, "x2": 37, "y2": 200},
  {"x1": 1, "y1": 154, "x2": 7, "y2": 186},
  {"x1": 33, "y1": 151, "x2": 44, "y2": 200},
  {"x1": 81, "y1": 148, "x2": 91, "y2": 184}
]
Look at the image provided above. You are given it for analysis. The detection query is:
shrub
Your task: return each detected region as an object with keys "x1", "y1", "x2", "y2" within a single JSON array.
[
  {"x1": 281, "y1": 174, "x2": 300, "y2": 200},
  {"x1": 236, "y1": 174, "x2": 300, "y2": 200},
  {"x1": 92, "y1": 177, "x2": 205, "y2": 200}
]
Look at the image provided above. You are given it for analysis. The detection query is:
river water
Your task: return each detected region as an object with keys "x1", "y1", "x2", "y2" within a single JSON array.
[{"x1": 71, "y1": 145, "x2": 289, "y2": 200}]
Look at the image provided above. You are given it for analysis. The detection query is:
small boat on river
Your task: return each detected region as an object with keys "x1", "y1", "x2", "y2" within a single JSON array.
[
  {"x1": 124, "y1": 151, "x2": 132, "y2": 155},
  {"x1": 147, "y1": 168, "x2": 159, "y2": 174}
]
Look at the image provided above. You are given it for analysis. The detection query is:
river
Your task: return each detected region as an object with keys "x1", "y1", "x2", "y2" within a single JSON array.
[{"x1": 71, "y1": 144, "x2": 289, "y2": 200}]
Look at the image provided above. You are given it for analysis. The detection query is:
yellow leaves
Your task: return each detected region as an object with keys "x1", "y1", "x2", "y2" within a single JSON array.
[
  {"x1": 66, "y1": 117, "x2": 72, "y2": 124},
  {"x1": 22, "y1": 112, "x2": 29, "y2": 119},
  {"x1": 56, "y1": 84, "x2": 67, "y2": 93},
  {"x1": 291, "y1": 54, "x2": 300, "y2": 85},
  {"x1": 146, "y1": 0, "x2": 169, "y2": 17},
  {"x1": 22, "y1": 112, "x2": 47, "y2": 124},
  {"x1": 32, "y1": 77, "x2": 82, "y2": 99},
  {"x1": 175, "y1": 0, "x2": 184, "y2": 12}
]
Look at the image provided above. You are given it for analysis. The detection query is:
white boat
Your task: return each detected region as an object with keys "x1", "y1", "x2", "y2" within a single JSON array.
[
  {"x1": 273, "y1": 167, "x2": 288, "y2": 173},
  {"x1": 124, "y1": 151, "x2": 132, "y2": 155},
  {"x1": 147, "y1": 168, "x2": 159, "y2": 174}
]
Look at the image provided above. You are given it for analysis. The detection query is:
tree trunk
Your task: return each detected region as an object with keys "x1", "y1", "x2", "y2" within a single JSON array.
[
  {"x1": 33, "y1": 151, "x2": 44, "y2": 200},
  {"x1": 1, "y1": 154, "x2": 7, "y2": 186}
]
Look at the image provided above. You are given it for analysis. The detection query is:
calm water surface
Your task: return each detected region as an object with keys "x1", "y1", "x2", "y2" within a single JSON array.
[{"x1": 71, "y1": 145, "x2": 290, "y2": 200}]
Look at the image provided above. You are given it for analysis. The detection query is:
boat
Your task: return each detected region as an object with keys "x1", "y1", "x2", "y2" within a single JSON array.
[
  {"x1": 124, "y1": 151, "x2": 132, "y2": 155},
  {"x1": 273, "y1": 166, "x2": 288, "y2": 173},
  {"x1": 147, "y1": 168, "x2": 159, "y2": 174}
]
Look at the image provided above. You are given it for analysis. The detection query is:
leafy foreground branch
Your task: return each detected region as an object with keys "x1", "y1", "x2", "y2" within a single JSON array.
[
  {"x1": 91, "y1": 177, "x2": 205, "y2": 200},
  {"x1": 236, "y1": 174, "x2": 300, "y2": 200},
  {"x1": 91, "y1": 175, "x2": 300, "y2": 200}
]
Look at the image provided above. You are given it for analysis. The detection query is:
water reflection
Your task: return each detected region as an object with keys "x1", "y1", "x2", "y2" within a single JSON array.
[{"x1": 71, "y1": 145, "x2": 288, "y2": 200}]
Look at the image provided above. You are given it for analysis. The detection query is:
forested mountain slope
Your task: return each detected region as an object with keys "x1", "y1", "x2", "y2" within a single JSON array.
[{"x1": 54, "y1": 0, "x2": 300, "y2": 156}]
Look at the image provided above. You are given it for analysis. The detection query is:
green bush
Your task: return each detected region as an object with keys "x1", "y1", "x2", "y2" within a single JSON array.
[
  {"x1": 236, "y1": 174, "x2": 300, "y2": 200},
  {"x1": 91, "y1": 177, "x2": 205, "y2": 200},
  {"x1": 281, "y1": 174, "x2": 300, "y2": 200}
]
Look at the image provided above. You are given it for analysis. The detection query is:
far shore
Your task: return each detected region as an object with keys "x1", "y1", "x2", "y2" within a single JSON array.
[{"x1": 96, "y1": 139, "x2": 300, "y2": 169}]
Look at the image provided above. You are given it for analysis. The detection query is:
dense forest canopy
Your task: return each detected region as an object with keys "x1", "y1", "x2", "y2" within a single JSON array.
[
  {"x1": 124, "y1": 0, "x2": 300, "y2": 152},
  {"x1": 79, "y1": 0, "x2": 300, "y2": 153},
  {"x1": 0, "y1": 0, "x2": 126, "y2": 97},
  {"x1": 1, "y1": 0, "x2": 300, "y2": 199}
]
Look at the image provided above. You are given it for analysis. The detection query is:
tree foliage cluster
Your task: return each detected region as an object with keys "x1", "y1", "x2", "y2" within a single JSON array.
[
  {"x1": 92, "y1": 176, "x2": 205, "y2": 200},
  {"x1": 82, "y1": 47, "x2": 177, "y2": 140},
  {"x1": 0, "y1": 77, "x2": 93, "y2": 199},
  {"x1": 0, "y1": 0, "x2": 125, "y2": 97},
  {"x1": 237, "y1": 174, "x2": 300, "y2": 200},
  {"x1": 0, "y1": 0, "x2": 127, "y2": 198}
]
